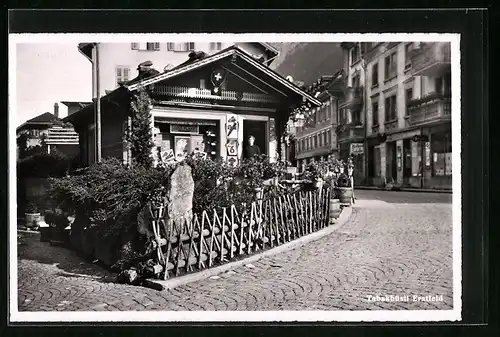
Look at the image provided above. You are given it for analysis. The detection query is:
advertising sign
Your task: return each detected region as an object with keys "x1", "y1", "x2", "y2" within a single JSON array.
[
  {"x1": 170, "y1": 124, "x2": 199, "y2": 134},
  {"x1": 425, "y1": 142, "x2": 431, "y2": 167},
  {"x1": 226, "y1": 139, "x2": 239, "y2": 156},
  {"x1": 226, "y1": 114, "x2": 239, "y2": 139},
  {"x1": 350, "y1": 143, "x2": 364, "y2": 155}
]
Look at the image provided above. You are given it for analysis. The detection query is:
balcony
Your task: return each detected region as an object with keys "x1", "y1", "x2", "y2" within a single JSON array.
[
  {"x1": 407, "y1": 94, "x2": 451, "y2": 126},
  {"x1": 339, "y1": 86, "x2": 364, "y2": 112},
  {"x1": 44, "y1": 127, "x2": 79, "y2": 145},
  {"x1": 337, "y1": 124, "x2": 365, "y2": 143},
  {"x1": 410, "y1": 42, "x2": 451, "y2": 77}
]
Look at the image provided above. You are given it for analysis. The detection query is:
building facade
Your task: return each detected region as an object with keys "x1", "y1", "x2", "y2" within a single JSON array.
[
  {"x1": 341, "y1": 42, "x2": 452, "y2": 189},
  {"x1": 294, "y1": 73, "x2": 344, "y2": 172},
  {"x1": 16, "y1": 103, "x2": 80, "y2": 159},
  {"x1": 77, "y1": 42, "x2": 279, "y2": 97}
]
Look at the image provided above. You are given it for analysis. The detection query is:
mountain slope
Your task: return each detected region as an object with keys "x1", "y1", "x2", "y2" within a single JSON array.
[{"x1": 270, "y1": 43, "x2": 343, "y2": 87}]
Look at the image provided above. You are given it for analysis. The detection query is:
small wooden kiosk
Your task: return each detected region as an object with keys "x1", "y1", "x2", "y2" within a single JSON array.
[{"x1": 65, "y1": 46, "x2": 322, "y2": 167}]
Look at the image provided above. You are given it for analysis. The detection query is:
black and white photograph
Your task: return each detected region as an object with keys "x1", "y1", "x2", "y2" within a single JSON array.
[{"x1": 9, "y1": 33, "x2": 461, "y2": 322}]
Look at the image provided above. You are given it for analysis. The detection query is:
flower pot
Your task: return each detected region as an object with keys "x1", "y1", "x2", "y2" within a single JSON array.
[
  {"x1": 336, "y1": 187, "x2": 353, "y2": 205},
  {"x1": 329, "y1": 198, "x2": 341, "y2": 223},
  {"x1": 25, "y1": 213, "x2": 40, "y2": 229}
]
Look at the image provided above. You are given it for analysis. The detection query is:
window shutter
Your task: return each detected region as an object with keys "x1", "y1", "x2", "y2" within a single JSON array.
[
  {"x1": 167, "y1": 43, "x2": 174, "y2": 51},
  {"x1": 154, "y1": 42, "x2": 160, "y2": 50},
  {"x1": 123, "y1": 68, "x2": 130, "y2": 81},
  {"x1": 131, "y1": 43, "x2": 139, "y2": 50}
]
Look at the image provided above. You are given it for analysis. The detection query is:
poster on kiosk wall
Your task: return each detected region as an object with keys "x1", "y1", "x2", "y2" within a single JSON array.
[{"x1": 226, "y1": 114, "x2": 239, "y2": 139}]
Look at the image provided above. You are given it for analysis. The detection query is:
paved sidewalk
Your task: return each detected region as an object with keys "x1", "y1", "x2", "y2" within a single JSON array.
[
  {"x1": 18, "y1": 197, "x2": 453, "y2": 311},
  {"x1": 355, "y1": 186, "x2": 452, "y2": 194}
]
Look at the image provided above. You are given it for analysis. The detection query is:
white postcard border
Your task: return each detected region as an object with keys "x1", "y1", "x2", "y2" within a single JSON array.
[{"x1": 9, "y1": 33, "x2": 462, "y2": 322}]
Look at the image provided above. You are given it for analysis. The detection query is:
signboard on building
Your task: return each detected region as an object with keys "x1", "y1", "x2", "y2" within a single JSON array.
[
  {"x1": 170, "y1": 124, "x2": 199, "y2": 134},
  {"x1": 425, "y1": 142, "x2": 431, "y2": 167},
  {"x1": 226, "y1": 114, "x2": 239, "y2": 139},
  {"x1": 226, "y1": 139, "x2": 239, "y2": 156},
  {"x1": 350, "y1": 143, "x2": 364, "y2": 155}
]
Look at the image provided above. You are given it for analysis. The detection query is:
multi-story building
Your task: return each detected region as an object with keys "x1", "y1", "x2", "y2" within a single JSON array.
[
  {"x1": 294, "y1": 72, "x2": 344, "y2": 172},
  {"x1": 341, "y1": 41, "x2": 452, "y2": 189},
  {"x1": 16, "y1": 103, "x2": 80, "y2": 159},
  {"x1": 77, "y1": 42, "x2": 279, "y2": 96}
]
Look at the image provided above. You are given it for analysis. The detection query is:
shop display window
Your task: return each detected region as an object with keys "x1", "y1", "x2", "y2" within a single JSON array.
[
  {"x1": 154, "y1": 121, "x2": 220, "y2": 162},
  {"x1": 431, "y1": 132, "x2": 452, "y2": 176}
]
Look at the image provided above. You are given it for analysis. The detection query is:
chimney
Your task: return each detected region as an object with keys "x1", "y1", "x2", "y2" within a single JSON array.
[
  {"x1": 137, "y1": 60, "x2": 153, "y2": 76},
  {"x1": 54, "y1": 102, "x2": 59, "y2": 118}
]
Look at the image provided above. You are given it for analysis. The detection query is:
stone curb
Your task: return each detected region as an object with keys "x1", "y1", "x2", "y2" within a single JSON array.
[
  {"x1": 147, "y1": 206, "x2": 354, "y2": 291},
  {"x1": 17, "y1": 229, "x2": 41, "y2": 235},
  {"x1": 355, "y1": 186, "x2": 452, "y2": 194}
]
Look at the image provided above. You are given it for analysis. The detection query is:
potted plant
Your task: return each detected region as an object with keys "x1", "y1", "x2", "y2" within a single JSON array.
[
  {"x1": 25, "y1": 202, "x2": 40, "y2": 230},
  {"x1": 302, "y1": 161, "x2": 327, "y2": 190},
  {"x1": 336, "y1": 173, "x2": 353, "y2": 205},
  {"x1": 324, "y1": 175, "x2": 341, "y2": 222}
]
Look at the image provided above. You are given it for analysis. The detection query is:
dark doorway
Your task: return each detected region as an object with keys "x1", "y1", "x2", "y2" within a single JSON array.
[
  {"x1": 403, "y1": 138, "x2": 412, "y2": 184},
  {"x1": 243, "y1": 120, "x2": 267, "y2": 158},
  {"x1": 386, "y1": 142, "x2": 397, "y2": 182},
  {"x1": 368, "y1": 145, "x2": 375, "y2": 178}
]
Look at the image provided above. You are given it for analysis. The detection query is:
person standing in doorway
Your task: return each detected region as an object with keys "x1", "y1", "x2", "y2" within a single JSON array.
[{"x1": 244, "y1": 135, "x2": 261, "y2": 159}]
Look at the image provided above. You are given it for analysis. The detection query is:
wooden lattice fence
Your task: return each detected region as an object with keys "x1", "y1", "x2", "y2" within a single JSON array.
[{"x1": 150, "y1": 187, "x2": 332, "y2": 279}]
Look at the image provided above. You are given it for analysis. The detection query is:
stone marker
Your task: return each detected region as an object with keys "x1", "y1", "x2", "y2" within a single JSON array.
[{"x1": 166, "y1": 164, "x2": 194, "y2": 234}]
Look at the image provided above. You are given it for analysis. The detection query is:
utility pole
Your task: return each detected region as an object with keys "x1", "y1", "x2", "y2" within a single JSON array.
[
  {"x1": 93, "y1": 43, "x2": 102, "y2": 163},
  {"x1": 361, "y1": 55, "x2": 369, "y2": 186}
]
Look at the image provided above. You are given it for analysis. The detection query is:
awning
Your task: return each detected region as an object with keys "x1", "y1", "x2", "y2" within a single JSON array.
[{"x1": 154, "y1": 118, "x2": 217, "y2": 126}]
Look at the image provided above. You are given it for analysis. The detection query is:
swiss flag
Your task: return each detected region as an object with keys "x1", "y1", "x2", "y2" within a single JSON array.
[{"x1": 210, "y1": 68, "x2": 226, "y2": 87}]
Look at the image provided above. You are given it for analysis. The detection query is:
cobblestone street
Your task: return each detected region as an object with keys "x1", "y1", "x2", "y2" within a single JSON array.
[{"x1": 17, "y1": 190, "x2": 454, "y2": 311}]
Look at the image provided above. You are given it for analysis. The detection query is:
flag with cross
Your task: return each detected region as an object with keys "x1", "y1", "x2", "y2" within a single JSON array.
[{"x1": 210, "y1": 68, "x2": 226, "y2": 96}]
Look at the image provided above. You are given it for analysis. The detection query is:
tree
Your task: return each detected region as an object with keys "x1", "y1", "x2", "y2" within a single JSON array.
[{"x1": 127, "y1": 86, "x2": 155, "y2": 168}]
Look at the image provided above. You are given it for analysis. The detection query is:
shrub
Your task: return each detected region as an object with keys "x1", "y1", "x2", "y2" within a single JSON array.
[
  {"x1": 47, "y1": 157, "x2": 170, "y2": 239},
  {"x1": 337, "y1": 173, "x2": 352, "y2": 188},
  {"x1": 44, "y1": 209, "x2": 70, "y2": 230},
  {"x1": 302, "y1": 161, "x2": 328, "y2": 182},
  {"x1": 184, "y1": 156, "x2": 233, "y2": 215},
  {"x1": 17, "y1": 150, "x2": 73, "y2": 179}
]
